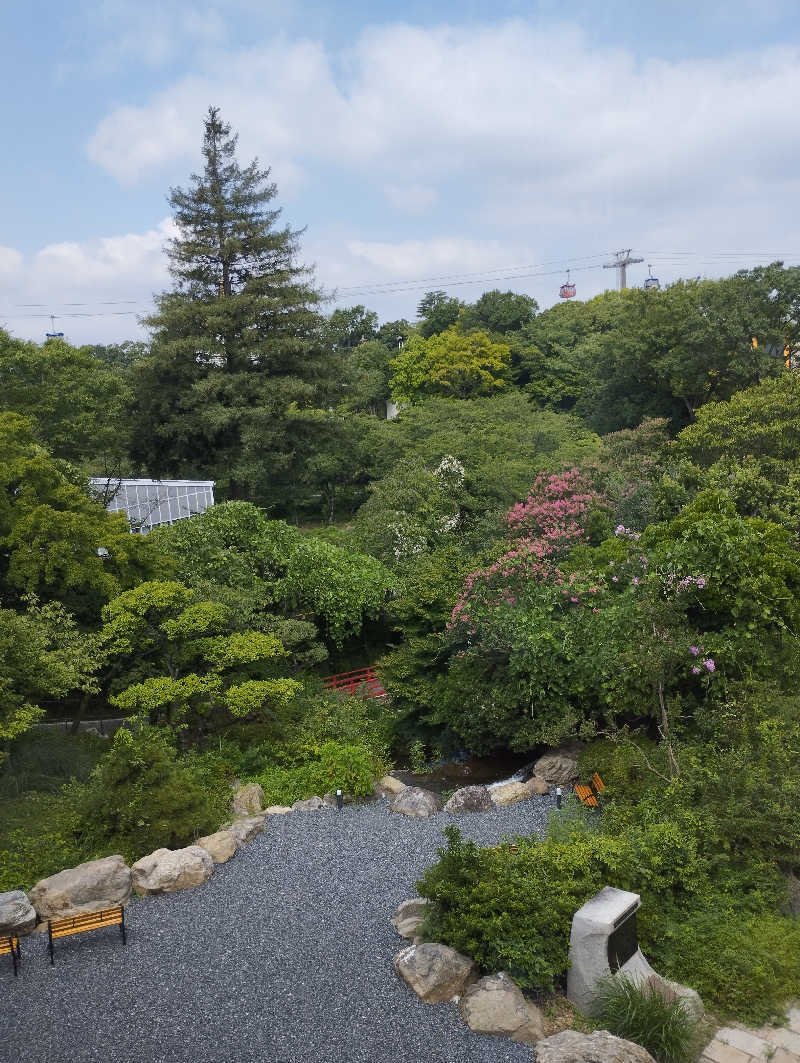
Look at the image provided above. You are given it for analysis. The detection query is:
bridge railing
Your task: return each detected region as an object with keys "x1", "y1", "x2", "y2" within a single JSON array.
[{"x1": 322, "y1": 666, "x2": 386, "y2": 698}]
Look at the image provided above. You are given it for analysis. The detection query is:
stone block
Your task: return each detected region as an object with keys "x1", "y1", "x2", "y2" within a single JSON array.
[
  {"x1": 717, "y1": 1027, "x2": 770, "y2": 1058},
  {"x1": 703, "y1": 1039, "x2": 753, "y2": 1063}
]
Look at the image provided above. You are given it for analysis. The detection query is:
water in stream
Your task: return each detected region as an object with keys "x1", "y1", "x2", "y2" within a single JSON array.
[{"x1": 391, "y1": 750, "x2": 534, "y2": 795}]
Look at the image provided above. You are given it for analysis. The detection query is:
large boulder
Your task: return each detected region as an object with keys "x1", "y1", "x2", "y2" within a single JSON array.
[
  {"x1": 292, "y1": 796, "x2": 326, "y2": 812},
  {"x1": 459, "y1": 972, "x2": 545, "y2": 1044},
  {"x1": 389, "y1": 787, "x2": 442, "y2": 818},
  {"x1": 444, "y1": 786, "x2": 495, "y2": 814},
  {"x1": 195, "y1": 830, "x2": 237, "y2": 864},
  {"x1": 532, "y1": 745, "x2": 582, "y2": 786},
  {"x1": 536, "y1": 1030, "x2": 656, "y2": 1063},
  {"x1": 232, "y1": 782, "x2": 264, "y2": 815},
  {"x1": 393, "y1": 942, "x2": 475, "y2": 1003},
  {"x1": 228, "y1": 815, "x2": 266, "y2": 848},
  {"x1": 491, "y1": 781, "x2": 532, "y2": 807},
  {"x1": 526, "y1": 775, "x2": 550, "y2": 795},
  {"x1": 375, "y1": 775, "x2": 408, "y2": 797},
  {"x1": 131, "y1": 846, "x2": 213, "y2": 896},
  {"x1": 0, "y1": 890, "x2": 37, "y2": 937},
  {"x1": 28, "y1": 856, "x2": 131, "y2": 922},
  {"x1": 391, "y1": 898, "x2": 430, "y2": 940}
]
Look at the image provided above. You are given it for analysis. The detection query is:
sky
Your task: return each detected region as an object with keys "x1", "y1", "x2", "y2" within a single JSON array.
[{"x1": 3, "y1": 0, "x2": 800, "y2": 345}]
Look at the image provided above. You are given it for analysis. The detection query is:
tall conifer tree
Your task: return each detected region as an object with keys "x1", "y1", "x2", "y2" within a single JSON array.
[{"x1": 132, "y1": 107, "x2": 330, "y2": 510}]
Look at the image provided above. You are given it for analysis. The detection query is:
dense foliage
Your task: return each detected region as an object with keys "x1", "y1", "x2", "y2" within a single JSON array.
[{"x1": 2, "y1": 107, "x2": 800, "y2": 1028}]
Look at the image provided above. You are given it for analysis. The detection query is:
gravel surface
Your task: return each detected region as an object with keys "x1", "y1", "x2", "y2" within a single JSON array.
[{"x1": 5, "y1": 792, "x2": 558, "y2": 1063}]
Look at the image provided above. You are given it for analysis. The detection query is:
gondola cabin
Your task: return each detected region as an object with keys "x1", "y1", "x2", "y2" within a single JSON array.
[{"x1": 644, "y1": 265, "x2": 660, "y2": 291}]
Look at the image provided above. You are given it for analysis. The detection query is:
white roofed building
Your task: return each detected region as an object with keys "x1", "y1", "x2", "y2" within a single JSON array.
[{"x1": 89, "y1": 478, "x2": 215, "y2": 534}]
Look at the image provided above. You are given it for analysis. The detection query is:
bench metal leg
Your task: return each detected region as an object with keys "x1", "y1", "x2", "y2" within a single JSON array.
[{"x1": 48, "y1": 923, "x2": 54, "y2": 966}]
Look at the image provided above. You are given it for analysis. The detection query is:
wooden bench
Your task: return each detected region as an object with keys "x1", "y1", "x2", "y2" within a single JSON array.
[
  {"x1": 48, "y1": 906, "x2": 126, "y2": 965},
  {"x1": 575, "y1": 774, "x2": 606, "y2": 808},
  {"x1": 574, "y1": 784, "x2": 599, "y2": 807},
  {"x1": 0, "y1": 935, "x2": 21, "y2": 977}
]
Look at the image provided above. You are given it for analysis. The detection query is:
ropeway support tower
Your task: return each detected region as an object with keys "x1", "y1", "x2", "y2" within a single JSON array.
[{"x1": 603, "y1": 249, "x2": 644, "y2": 290}]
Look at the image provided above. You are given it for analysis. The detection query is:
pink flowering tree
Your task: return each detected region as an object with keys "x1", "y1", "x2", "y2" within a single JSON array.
[{"x1": 437, "y1": 490, "x2": 800, "y2": 760}]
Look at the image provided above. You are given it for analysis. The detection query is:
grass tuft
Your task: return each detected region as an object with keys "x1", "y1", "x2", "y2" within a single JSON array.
[{"x1": 593, "y1": 974, "x2": 700, "y2": 1063}]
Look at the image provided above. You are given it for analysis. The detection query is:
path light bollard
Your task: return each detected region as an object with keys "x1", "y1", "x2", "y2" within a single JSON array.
[
  {"x1": 336, "y1": 789, "x2": 343, "y2": 811},
  {"x1": 556, "y1": 787, "x2": 562, "y2": 809}
]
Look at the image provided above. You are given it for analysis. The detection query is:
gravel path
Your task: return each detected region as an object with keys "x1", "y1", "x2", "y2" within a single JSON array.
[{"x1": 5, "y1": 794, "x2": 558, "y2": 1063}]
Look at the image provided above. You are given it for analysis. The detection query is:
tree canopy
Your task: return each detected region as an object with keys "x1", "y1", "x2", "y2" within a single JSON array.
[
  {"x1": 390, "y1": 327, "x2": 511, "y2": 403},
  {"x1": 130, "y1": 107, "x2": 331, "y2": 510}
]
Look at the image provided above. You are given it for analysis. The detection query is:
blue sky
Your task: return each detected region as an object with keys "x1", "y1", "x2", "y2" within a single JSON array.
[{"x1": 3, "y1": 0, "x2": 800, "y2": 343}]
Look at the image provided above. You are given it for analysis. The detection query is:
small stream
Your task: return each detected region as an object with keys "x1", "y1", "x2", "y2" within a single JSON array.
[{"x1": 391, "y1": 750, "x2": 535, "y2": 795}]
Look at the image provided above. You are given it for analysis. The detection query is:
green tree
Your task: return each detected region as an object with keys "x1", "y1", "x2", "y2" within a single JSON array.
[
  {"x1": 0, "y1": 599, "x2": 100, "y2": 756},
  {"x1": 575, "y1": 277, "x2": 783, "y2": 433},
  {"x1": 390, "y1": 327, "x2": 511, "y2": 403},
  {"x1": 89, "y1": 341, "x2": 150, "y2": 370},
  {"x1": 0, "y1": 329, "x2": 130, "y2": 472},
  {"x1": 131, "y1": 107, "x2": 330, "y2": 510},
  {"x1": 323, "y1": 305, "x2": 378, "y2": 350},
  {"x1": 416, "y1": 291, "x2": 464, "y2": 338},
  {"x1": 0, "y1": 414, "x2": 157, "y2": 620},
  {"x1": 338, "y1": 339, "x2": 395, "y2": 416},
  {"x1": 669, "y1": 372, "x2": 800, "y2": 529},
  {"x1": 511, "y1": 295, "x2": 620, "y2": 411},
  {"x1": 149, "y1": 501, "x2": 394, "y2": 645},
  {"x1": 363, "y1": 393, "x2": 600, "y2": 537},
  {"x1": 100, "y1": 580, "x2": 299, "y2": 738},
  {"x1": 460, "y1": 289, "x2": 538, "y2": 335}
]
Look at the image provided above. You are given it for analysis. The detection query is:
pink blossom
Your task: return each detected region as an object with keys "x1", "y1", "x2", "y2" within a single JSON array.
[
  {"x1": 611, "y1": 576, "x2": 618, "y2": 582},
  {"x1": 703, "y1": 659, "x2": 715, "y2": 673},
  {"x1": 689, "y1": 646, "x2": 699, "y2": 656},
  {"x1": 632, "y1": 577, "x2": 639, "y2": 585},
  {"x1": 691, "y1": 666, "x2": 701, "y2": 675}
]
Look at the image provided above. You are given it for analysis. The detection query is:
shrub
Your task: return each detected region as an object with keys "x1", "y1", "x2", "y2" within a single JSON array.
[
  {"x1": 417, "y1": 826, "x2": 633, "y2": 992},
  {"x1": 256, "y1": 740, "x2": 386, "y2": 805},
  {"x1": 641, "y1": 905, "x2": 800, "y2": 1025},
  {"x1": 75, "y1": 726, "x2": 230, "y2": 863},
  {"x1": 0, "y1": 729, "x2": 108, "y2": 799},
  {"x1": 416, "y1": 817, "x2": 799, "y2": 1022},
  {"x1": 593, "y1": 975, "x2": 699, "y2": 1063},
  {"x1": 0, "y1": 789, "x2": 89, "y2": 892}
]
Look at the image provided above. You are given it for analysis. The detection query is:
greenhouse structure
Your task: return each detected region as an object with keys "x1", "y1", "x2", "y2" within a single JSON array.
[{"x1": 89, "y1": 478, "x2": 215, "y2": 533}]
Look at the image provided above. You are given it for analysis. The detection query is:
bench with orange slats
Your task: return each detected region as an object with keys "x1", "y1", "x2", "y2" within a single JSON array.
[
  {"x1": 0, "y1": 934, "x2": 21, "y2": 977},
  {"x1": 47, "y1": 905, "x2": 126, "y2": 965},
  {"x1": 574, "y1": 784, "x2": 599, "y2": 807},
  {"x1": 575, "y1": 773, "x2": 606, "y2": 808}
]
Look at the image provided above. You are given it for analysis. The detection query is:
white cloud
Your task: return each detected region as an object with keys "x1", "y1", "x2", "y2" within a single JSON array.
[
  {"x1": 0, "y1": 221, "x2": 175, "y2": 345},
  {"x1": 343, "y1": 237, "x2": 512, "y2": 278},
  {"x1": 0, "y1": 247, "x2": 24, "y2": 280},
  {"x1": 85, "y1": 19, "x2": 800, "y2": 236},
  {"x1": 383, "y1": 184, "x2": 438, "y2": 214}
]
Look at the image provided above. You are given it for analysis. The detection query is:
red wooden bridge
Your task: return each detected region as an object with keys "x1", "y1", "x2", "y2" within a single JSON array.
[{"x1": 322, "y1": 666, "x2": 386, "y2": 698}]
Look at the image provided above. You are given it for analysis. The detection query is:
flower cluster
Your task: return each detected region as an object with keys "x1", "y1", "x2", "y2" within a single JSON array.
[
  {"x1": 614, "y1": 524, "x2": 641, "y2": 541},
  {"x1": 435, "y1": 455, "x2": 466, "y2": 488},
  {"x1": 448, "y1": 543, "x2": 557, "y2": 632},
  {"x1": 666, "y1": 573, "x2": 708, "y2": 593},
  {"x1": 688, "y1": 644, "x2": 715, "y2": 675},
  {"x1": 505, "y1": 469, "x2": 601, "y2": 556}
]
